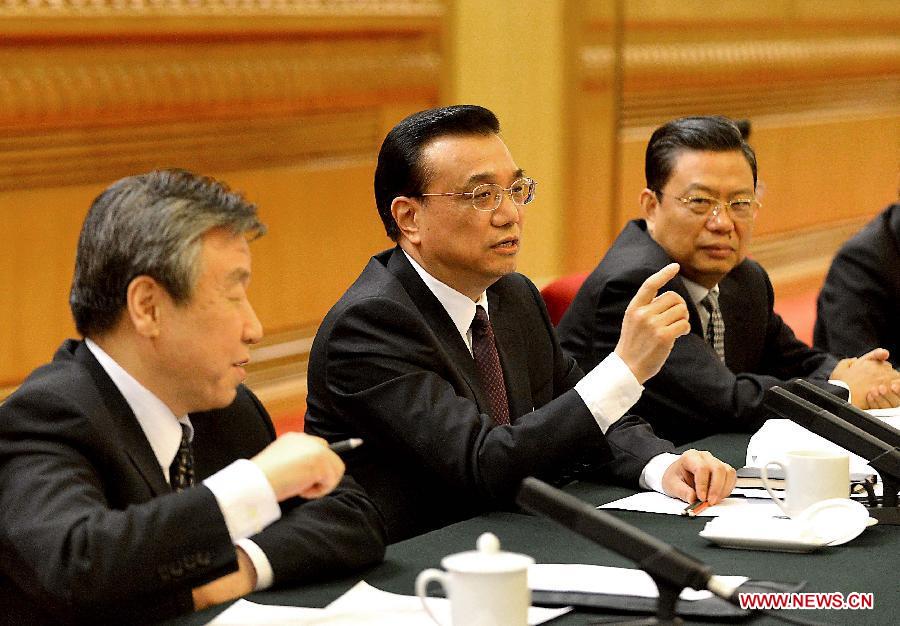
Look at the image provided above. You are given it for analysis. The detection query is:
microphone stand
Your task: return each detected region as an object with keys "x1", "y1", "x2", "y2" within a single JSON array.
[
  {"x1": 764, "y1": 386, "x2": 900, "y2": 525},
  {"x1": 517, "y1": 477, "x2": 728, "y2": 625}
]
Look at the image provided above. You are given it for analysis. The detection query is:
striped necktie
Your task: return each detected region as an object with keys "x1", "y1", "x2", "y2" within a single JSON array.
[{"x1": 701, "y1": 290, "x2": 726, "y2": 362}]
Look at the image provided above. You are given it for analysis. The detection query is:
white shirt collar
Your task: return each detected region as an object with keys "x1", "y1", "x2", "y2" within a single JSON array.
[
  {"x1": 402, "y1": 249, "x2": 489, "y2": 351},
  {"x1": 680, "y1": 277, "x2": 720, "y2": 336},
  {"x1": 680, "y1": 276, "x2": 717, "y2": 308},
  {"x1": 85, "y1": 337, "x2": 191, "y2": 481}
]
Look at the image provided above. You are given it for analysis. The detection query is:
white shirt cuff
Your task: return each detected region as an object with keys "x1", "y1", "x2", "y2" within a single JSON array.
[
  {"x1": 574, "y1": 352, "x2": 644, "y2": 433},
  {"x1": 236, "y1": 539, "x2": 275, "y2": 590},
  {"x1": 639, "y1": 452, "x2": 681, "y2": 493},
  {"x1": 828, "y1": 379, "x2": 851, "y2": 404},
  {"x1": 202, "y1": 458, "x2": 281, "y2": 542}
]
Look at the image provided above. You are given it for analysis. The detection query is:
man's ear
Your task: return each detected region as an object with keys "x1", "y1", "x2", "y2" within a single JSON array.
[
  {"x1": 126, "y1": 276, "x2": 164, "y2": 338},
  {"x1": 391, "y1": 196, "x2": 422, "y2": 245},
  {"x1": 640, "y1": 188, "x2": 660, "y2": 234}
]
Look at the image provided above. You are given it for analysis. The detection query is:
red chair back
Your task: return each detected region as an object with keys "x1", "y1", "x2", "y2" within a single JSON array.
[{"x1": 540, "y1": 272, "x2": 589, "y2": 326}]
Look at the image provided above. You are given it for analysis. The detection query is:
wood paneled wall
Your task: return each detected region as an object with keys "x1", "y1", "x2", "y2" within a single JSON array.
[
  {"x1": 2, "y1": 1, "x2": 898, "y2": 422},
  {"x1": 569, "y1": 0, "x2": 900, "y2": 288},
  {"x1": 0, "y1": 1, "x2": 447, "y2": 414}
]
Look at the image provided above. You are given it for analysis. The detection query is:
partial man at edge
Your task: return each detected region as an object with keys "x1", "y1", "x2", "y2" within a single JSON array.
[
  {"x1": 0, "y1": 170, "x2": 386, "y2": 625},
  {"x1": 814, "y1": 202, "x2": 900, "y2": 368}
]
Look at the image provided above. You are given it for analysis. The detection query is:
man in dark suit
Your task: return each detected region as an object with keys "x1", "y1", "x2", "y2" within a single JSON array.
[
  {"x1": 305, "y1": 105, "x2": 736, "y2": 542},
  {"x1": 0, "y1": 170, "x2": 385, "y2": 624},
  {"x1": 815, "y1": 202, "x2": 900, "y2": 372},
  {"x1": 558, "y1": 116, "x2": 900, "y2": 444}
]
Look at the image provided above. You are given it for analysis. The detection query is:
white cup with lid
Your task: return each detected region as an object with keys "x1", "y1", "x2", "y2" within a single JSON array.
[{"x1": 415, "y1": 532, "x2": 534, "y2": 626}]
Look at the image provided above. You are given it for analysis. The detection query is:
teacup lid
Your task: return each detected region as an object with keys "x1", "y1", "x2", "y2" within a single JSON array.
[
  {"x1": 440, "y1": 533, "x2": 534, "y2": 574},
  {"x1": 796, "y1": 498, "x2": 874, "y2": 546}
]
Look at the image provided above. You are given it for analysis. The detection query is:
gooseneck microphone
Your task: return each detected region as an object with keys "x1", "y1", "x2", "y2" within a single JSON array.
[
  {"x1": 764, "y1": 386, "x2": 900, "y2": 520},
  {"x1": 783, "y1": 379, "x2": 900, "y2": 448},
  {"x1": 516, "y1": 477, "x2": 742, "y2": 618}
]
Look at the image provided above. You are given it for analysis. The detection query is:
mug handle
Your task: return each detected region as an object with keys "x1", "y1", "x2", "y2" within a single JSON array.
[
  {"x1": 415, "y1": 568, "x2": 449, "y2": 626},
  {"x1": 760, "y1": 460, "x2": 790, "y2": 516}
]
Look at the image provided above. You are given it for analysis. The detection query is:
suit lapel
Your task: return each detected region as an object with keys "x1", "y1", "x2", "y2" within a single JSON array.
[
  {"x1": 487, "y1": 289, "x2": 531, "y2": 420},
  {"x1": 385, "y1": 248, "x2": 493, "y2": 414},
  {"x1": 73, "y1": 342, "x2": 171, "y2": 496},
  {"x1": 718, "y1": 269, "x2": 751, "y2": 370}
]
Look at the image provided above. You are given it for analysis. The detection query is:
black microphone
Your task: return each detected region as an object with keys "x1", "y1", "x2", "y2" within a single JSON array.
[
  {"x1": 516, "y1": 477, "x2": 740, "y2": 603},
  {"x1": 764, "y1": 386, "x2": 900, "y2": 519},
  {"x1": 764, "y1": 387, "x2": 900, "y2": 482},
  {"x1": 783, "y1": 378, "x2": 900, "y2": 448}
]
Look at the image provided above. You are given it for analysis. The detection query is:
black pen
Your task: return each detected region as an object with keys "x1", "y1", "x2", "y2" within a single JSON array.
[{"x1": 329, "y1": 438, "x2": 364, "y2": 454}]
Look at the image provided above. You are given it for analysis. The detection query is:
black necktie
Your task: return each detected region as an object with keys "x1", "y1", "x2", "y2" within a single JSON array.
[
  {"x1": 169, "y1": 422, "x2": 195, "y2": 492},
  {"x1": 701, "y1": 290, "x2": 726, "y2": 362},
  {"x1": 470, "y1": 306, "x2": 511, "y2": 425}
]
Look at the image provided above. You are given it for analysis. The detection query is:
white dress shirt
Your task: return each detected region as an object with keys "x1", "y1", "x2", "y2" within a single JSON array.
[
  {"x1": 402, "y1": 251, "x2": 678, "y2": 493},
  {"x1": 85, "y1": 338, "x2": 280, "y2": 590},
  {"x1": 681, "y1": 277, "x2": 717, "y2": 338},
  {"x1": 681, "y1": 277, "x2": 851, "y2": 399}
]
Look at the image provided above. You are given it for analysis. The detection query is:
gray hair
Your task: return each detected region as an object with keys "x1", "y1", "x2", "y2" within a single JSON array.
[{"x1": 70, "y1": 169, "x2": 266, "y2": 337}]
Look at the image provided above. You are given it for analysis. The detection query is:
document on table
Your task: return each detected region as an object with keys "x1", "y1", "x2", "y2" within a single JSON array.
[
  {"x1": 528, "y1": 564, "x2": 747, "y2": 601},
  {"x1": 207, "y1": 581, "x2": 572, "y2": 625},
  {"x1": 599, "y1": 491, "x2": 783, "y2": 517},
  {"x1": 745, "y1": 418, "x2": 898, "y2": 476}
]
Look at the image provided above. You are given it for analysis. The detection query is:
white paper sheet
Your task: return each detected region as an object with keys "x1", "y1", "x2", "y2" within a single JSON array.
[
  {"x1": 207, "y1": 599, "x2": 331, "y2": 624},
  {"x1": 867, "y1": 407, "x2": 900, "y2": 419},
  {"x1": 745, "y1": 418, "x2": 895, "y2": 476},
  {"x1": 528, "y1": 564, "x2": 747, "y2": 601},
  {"x1": 207, "y1": 581, "x2": 572, "y2": 625},
  {"x1": 599, "y1": 491, "x2": 784, "y2": 518}
]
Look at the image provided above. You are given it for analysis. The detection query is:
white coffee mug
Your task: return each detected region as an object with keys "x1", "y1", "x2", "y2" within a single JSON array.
[
  {"x1": 415, "y1": 533, "x2": 534, "y2": 626},
  {"x1": 760, "y1": 450, "x2": 850, "y2": 518}
]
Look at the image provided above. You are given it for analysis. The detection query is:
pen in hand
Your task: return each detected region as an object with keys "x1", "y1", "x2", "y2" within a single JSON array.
[
  {"x1": 681, "y1": 500, "x2": 711, "y2": 517},
  {"x1": 329, "y1": 438, "x2": 364, "y2": 454}
]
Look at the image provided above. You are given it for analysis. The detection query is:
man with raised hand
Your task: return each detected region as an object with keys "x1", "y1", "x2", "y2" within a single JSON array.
[
  {"x1": 558, "y1": 116, "x2": 900, "y2": 444},
  {"x1": 305, "y1": 105, "x2": 735, "y2": 542}
]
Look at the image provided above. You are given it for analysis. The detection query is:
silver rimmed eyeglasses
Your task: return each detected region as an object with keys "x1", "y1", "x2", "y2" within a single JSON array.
[
  {"x1": 657, "y1": 192, "x2": 760, "y2": 221},
  {"x1": 419, "y1": 177, "x2": 537, "y2": 212}
]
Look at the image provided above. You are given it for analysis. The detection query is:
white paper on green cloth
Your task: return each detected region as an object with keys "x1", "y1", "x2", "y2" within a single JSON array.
[{"x1": 528, "y1": 564, "x2": 747, "y2": 601}]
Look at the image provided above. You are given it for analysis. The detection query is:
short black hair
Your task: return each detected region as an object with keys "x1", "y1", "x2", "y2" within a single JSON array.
[
  {"x1": 645, "y1": 116, "x2": 757, "y2": 196},
  {"x1": 374, "y1": 105, "x2": 501, "y2": 240}
]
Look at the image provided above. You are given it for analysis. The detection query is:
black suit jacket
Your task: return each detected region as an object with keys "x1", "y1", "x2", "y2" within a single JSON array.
[
  {"x1": 305, "y1": 247, "x2": 674, "y2": 542},
  {"x1": 815, "y1": 203, "x2": 900, "y2": 365},
  {"x1": 0, "y1": 340, "x2": 385, "y2": 625},
  {"x1": 557, "y1": 219, "x2": 844, "y2": 445}
]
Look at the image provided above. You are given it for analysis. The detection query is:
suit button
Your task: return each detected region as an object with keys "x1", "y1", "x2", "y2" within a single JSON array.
[
  {"x1": 158, "y1": 565, "x2": 171, "y2": 582},
  {"x1": 169, "y1": 563, "x2": 184, "y2": 578},
  {"x1": 183, "y1": 554, "x2": 197, "y2": 570},
  {"x1": 197, "y1": 551, "x2": 211, "y2": 566}
]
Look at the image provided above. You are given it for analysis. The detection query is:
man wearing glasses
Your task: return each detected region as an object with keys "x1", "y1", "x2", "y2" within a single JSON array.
[
  {"x1": 558, "y1": 115, "x2": 900, "y2": 445},
  {"x1": 305, "y1": 105, "x2": 736, "y2": 542}
]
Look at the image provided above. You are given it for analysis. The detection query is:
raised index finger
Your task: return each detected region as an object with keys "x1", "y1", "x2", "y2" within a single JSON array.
[{"x1": 628, "y1": 262, "x2": 680, "y2": 310}]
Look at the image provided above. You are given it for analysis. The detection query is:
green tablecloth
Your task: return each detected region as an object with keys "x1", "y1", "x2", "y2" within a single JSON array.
[{"x1": 174, "y1": 433, "x2": 898, "y2": 625}]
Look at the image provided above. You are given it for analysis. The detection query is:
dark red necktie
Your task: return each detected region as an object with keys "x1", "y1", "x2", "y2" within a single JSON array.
[{"x1": 470, "y1": 306, "x2": 511, "y2": 425}]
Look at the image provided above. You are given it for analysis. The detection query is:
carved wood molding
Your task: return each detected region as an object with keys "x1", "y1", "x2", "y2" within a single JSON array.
[
  {"x1": 579, "y1": 37, "x2": 900, "y2": 124},
  {"x1": 750, "y1": 218, "x2": 870, "y2": 290},
  {"x1": 0, "y1": 37, "x2": 440, "y2": 189},
  {"x1": 0, "y1": 40, "x2": 440, "y2": 129},
  {"x1": 0, "y1": 0, "x2": 445, "y2": 21},
  {"x1": 0, "y1": 110, "x2": 385, "y2": 190}
]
